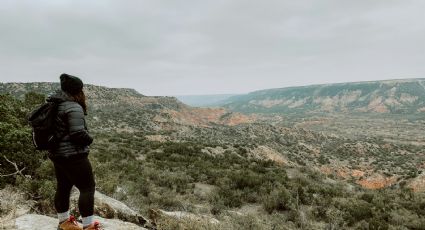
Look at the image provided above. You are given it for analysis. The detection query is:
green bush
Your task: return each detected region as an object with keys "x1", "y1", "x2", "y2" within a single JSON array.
[
  {"x1": 0, "y1": 93, "x2": 49, "y2": 191},
  {"x1": 262, "y1": 185, "x2": 294, "y2": 214}
]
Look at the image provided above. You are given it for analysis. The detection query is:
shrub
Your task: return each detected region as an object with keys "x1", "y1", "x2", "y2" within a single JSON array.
[
  {"x1": 262, "y1": 186, "x2": 293, "y2": 214},
  {"x1": 368, "y1": 217, "x2": 389, "y2": 230}
]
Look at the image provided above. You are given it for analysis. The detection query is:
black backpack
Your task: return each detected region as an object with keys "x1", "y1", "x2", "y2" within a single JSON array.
[{"x1": 28, "y1": 102, "x2": 60, "y2": 150}]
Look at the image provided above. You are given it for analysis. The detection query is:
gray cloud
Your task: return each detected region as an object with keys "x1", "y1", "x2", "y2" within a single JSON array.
[{"x1": 0, "y1": 0, "x2": 424, "y2": 95}]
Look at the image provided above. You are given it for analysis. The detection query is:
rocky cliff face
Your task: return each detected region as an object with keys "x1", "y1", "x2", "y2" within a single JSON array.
[{"x1": 219, "y1": 79, "x2": 425, "y2": 114}]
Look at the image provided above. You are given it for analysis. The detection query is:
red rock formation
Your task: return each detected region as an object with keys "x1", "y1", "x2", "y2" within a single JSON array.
[{"x1": 357, "y1": 174, "x2": 397, "y2": 189}]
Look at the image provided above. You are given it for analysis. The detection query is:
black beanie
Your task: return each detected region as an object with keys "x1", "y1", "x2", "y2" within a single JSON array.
[{"x1": 60, "y1": 73, "x2": 83, "y2": 95}]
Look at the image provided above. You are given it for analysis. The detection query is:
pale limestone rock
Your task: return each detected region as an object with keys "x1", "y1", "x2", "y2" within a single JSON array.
[
  {"x1": 14, "y1": 214, "x2": 147, "y2": 230},
  {"x1": 71, "y1": 190, "x2": 149, "y2": 226},
  {"x1": 249, "y1": 145, "x2": 290, "y2": 165},
  {"x1": 15, "y1": 214, "x2": 58, "y2": 230},
  {"x1": 149, "y1": 209, "x2": 219, "y2": 225}
]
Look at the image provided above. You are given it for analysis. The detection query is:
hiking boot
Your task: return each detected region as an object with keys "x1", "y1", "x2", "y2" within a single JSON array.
[
  {"x1": 83, "y1": 221, "x2": 103, "y2": 230},
  {"x1": 57, "y1": 216, "x2": 82, "y2": 230}
]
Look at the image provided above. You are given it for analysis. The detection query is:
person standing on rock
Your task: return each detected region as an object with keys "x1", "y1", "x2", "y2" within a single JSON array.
[{"x1": 47, "y1": 74, "x2": 101, "y2": 230}]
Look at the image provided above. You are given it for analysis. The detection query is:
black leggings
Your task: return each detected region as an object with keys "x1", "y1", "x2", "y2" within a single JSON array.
[{"x1": 52, "y1": 155, "x2": 95, "y2": 217}]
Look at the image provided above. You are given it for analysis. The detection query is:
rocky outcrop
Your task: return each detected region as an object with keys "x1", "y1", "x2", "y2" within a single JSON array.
[
  {"x1": 70, "y1": 190, "x2": 150, "y2": 227},
  {"x1": 0, "y1": 187, "x2": 151, "y2": 230},
  {"x1": 148, "y1": 208, "x2": 219, "y2": 226},
  {"x1": 14, "y1": 214, "x2": 147, "y2": 230},
  {"x1": 248, "y1": 145, "x2": 289, "y2": 165},
  {"x1": 357, "y1": 174, "x2": 398, "y2": 189}
]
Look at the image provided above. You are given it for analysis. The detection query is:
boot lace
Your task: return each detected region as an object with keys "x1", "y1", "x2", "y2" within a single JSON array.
[
  {"x1": 93, "y1": 221, "x2": 103, "y2": 230},
  {"x1": 69, "y1": 216, "x2": 79, "y2": 226}
]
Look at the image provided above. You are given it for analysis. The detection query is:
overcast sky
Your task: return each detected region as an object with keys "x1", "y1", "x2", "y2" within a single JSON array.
[{"x1": 0, "y1": 0, "x2": 424, "y2": 96}]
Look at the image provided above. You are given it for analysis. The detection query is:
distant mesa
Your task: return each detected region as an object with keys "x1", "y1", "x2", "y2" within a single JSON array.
[
  {"x1": 4, "y1": 78, "x2": 425, "y2": 115},
  {"x1": 213, "y1": 78, "x2": 425, "y2": 114}
]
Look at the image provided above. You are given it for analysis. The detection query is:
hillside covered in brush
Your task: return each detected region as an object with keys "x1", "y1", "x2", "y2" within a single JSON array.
[
  {"x1": 219, "y1": 79, "x2": 425, "y2": 114},
  {"x1": 1, "y1": 82, "x2": 425, "y2": 229}
]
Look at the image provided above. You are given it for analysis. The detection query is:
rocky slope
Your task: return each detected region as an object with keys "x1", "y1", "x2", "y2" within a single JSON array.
[
  {"x1": 0, "y1": 82, "x2": 254, "y2": 130},
  {"x1": 219, "y1": 78, "x2": 425, "y2": 114}
]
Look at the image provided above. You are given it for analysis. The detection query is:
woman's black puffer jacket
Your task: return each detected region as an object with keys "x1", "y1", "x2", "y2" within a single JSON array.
[{"x1": 47, "y1": 90, "x2": 93, "y2": 158}]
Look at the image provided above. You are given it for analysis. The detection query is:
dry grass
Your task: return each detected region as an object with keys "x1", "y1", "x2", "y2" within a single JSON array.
[
  {"x1": 0, "y1": 186, "x2": 35, "y2": 229},
  {"x1": 154, "y1": 211, "x2": 298, "y2": 230}
]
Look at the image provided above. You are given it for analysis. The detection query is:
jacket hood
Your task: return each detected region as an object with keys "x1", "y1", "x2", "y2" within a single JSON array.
[{"x1": 46, "y1": 90, "x2": 74, "y2": 103}]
